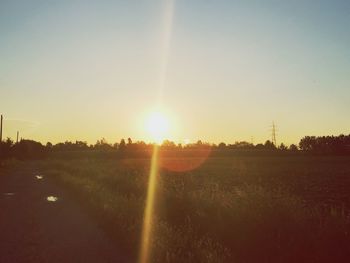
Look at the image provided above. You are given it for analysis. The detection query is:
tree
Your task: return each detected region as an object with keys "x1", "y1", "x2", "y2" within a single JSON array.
[
  {"x1": 278, "y1": 143, "x2": 288, "y2": 151},
  {"x1": 161, "y1": 140, "x2": 176, "y2": 150},
  {"x1": 75, "y1": 141, "x2": 88, "y2": 150},
  {"x1": 127, "y1": 138, "x2": 133, "y2": 145},
  {"x1": 94, "y1": 138, "x2": 112, "y2": 151},
  {"x1": 289, "y1": 144, "x2": 298, "y2": 151},
  {"x1": 12, "y1": 139, "x2": 46, "y2": 159},
  {"x1": 0, "y1": 138, "x2": 13, "y2": 159},
  {"x1": 299, "y1": 134, "x2": 350, "y2": 153},
  {"x1": 218, "y1": 142, "x2": 226, "y2": 149},
  {"x1": 119, "y1": 139, "x2": 126, "y2": 151},
  {"x1": 255, "y1": 143, "x2": 265, "y2": 150},
  {"x1": 299, "y1": 136, "x2": 315, "y2": 151},
  {"x1": 264, "y1": 140, "x2": 276, "y2": 150}
]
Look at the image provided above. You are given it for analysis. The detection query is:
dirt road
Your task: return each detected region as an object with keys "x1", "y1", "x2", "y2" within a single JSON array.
[{"x1": 0, "y1": 164, "x2": 127, "y2": 263}]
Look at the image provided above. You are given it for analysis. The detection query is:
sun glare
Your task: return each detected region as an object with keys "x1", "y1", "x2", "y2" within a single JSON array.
[{"x1": 145, "y1": 112, "x2": 169, "y2": 143}]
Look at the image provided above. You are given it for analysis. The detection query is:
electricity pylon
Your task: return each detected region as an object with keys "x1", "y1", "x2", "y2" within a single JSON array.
[{"x1": 271, "y1": 122, "x2": 277, "y2": 147}]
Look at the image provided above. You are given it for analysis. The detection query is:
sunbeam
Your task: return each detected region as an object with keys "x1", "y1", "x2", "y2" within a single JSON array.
[
  {"x1": 139, "y1": 145, "x2": 159, "y2": 263},
  {"x1": 139, "y1": 1, "x2": 176, "y2": 263}
]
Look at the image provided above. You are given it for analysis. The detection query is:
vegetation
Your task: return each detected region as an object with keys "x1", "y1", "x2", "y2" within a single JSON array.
[
  {"x1": 1, "y1": 134, "x2": 350, "y2": 161},
  {"x1": 299, "y1": 135, "x2": 350, "y2": 154},
  {"x1": 28, "y1": 155, "x2": 350, "y2": 263},
  {"x1": 2, "y1": 134, "x2": 350, "y2": 261}
]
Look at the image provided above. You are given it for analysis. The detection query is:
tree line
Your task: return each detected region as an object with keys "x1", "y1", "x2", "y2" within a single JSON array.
[
  {"x1": 299, "y1": 134, "x2": 350, "y2": 154},
  {"x1": 0, "y1": 134, "x2": 349, "y2": 160}
]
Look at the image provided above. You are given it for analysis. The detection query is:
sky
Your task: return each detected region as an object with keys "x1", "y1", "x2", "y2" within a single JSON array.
[{"x1": 0, "y1": 0, "x2": 349, "y2": 145}]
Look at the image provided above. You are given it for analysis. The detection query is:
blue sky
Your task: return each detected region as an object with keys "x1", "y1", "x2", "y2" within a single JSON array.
[{"x1": 0, "y1": 0, "x2": 349, "y2": 144}]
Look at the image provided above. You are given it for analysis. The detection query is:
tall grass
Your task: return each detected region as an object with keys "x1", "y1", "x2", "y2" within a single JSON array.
[{"x1": 35, "y1": 156, "x2": 350, "y2": 262}]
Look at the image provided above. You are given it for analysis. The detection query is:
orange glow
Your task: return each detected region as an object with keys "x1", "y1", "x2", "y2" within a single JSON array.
[{"x1": 160, "y1": 147, "x2": 212, "y2": 172}]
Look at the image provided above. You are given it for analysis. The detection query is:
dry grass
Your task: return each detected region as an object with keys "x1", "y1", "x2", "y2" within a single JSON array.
[{"x1": 32, "y1": 156, "x2": 350, "y2": 262}]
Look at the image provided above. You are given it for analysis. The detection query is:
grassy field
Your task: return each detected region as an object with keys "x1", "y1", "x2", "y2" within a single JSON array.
[{"x1": 26, "y1": 155, "x2": 350, "y2": 262}]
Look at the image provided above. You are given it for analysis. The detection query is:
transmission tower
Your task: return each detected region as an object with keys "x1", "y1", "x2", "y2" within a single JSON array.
[
  {"x1": 271, "y1": 122, "x2": 277, "y2": 147},
  {"x1": 0, "y1": 114, "x2": 3, "y2": 143}
]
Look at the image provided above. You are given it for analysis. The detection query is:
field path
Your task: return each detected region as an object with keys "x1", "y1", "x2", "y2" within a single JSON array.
[{"x1": 0, "y1": 164, "x2": 127, "y2": 263}]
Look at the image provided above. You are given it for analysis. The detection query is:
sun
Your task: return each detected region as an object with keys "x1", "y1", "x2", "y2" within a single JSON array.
[{"x1": 145, "y1": 112, "x2": 169, "y2": 143}]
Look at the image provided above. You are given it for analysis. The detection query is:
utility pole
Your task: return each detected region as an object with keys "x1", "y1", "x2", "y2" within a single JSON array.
[
  {"x1": 0, "y1": 114, "x2": 3, "y2": 143},
  {"x1": 271, "y1": 122, "x2": 277, "y2": 147},
  {"x1": 16, "y1": 131, "x2": 19, "y2": 144}
]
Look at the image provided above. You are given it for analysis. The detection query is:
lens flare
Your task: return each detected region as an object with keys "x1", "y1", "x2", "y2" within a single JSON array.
[
  {"x1": 139, "y1": 1, "x2": 175, "y2": 262},
  {"x1": 139, "y1": 145, "x2": 159, "y2": 263},
  {"x1": 160, "y1": 146, "x2": 212, "y2": 172}
]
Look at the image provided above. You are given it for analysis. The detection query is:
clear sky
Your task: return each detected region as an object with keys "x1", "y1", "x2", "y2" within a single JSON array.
[{"x1": 1, "y1": 0, "x2": 349, "y2": 145}]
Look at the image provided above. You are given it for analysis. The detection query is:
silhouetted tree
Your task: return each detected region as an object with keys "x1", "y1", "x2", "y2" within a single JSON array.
[
  {"x1": 94, "y1": 138, "x2": 112, "y2": 151},
  {"x1": 278, "y1": 143, "x2": 288, "y2": 151},
  {"x1": 299, "y1": 134, "x2": 350, "y2": 154},
  {"x1": 264, "y1": 140, "x2": 276, "y2": 150},
  {"x1": 218, "y1": 142, "x2": 226, "y2": 149},
  {"x1": 229, "y1": 141, "x2": 254, "y2": 149},
  {"x1": 46, "y1": 142, "x2": 53, "y2": 149},
  {"x1": 0, "y1": 138, "x2": 13, "y2": 159},
  {"x1": 161, "y1": 140, "x2": 176, "y2": 150},
  {"x1": 12, "y1": 139, "x2": 46, "y2": 159},
  {"x1": 75, "y1": 141, "x2": 89, "y2": 150},
  {"x1": 255, "y1": 143, "x2": 265, "y2": 150},
  {"x1": 289, "y1": 144, "x2": 298, "y2": 151},
  {"x1": 127, "y1": 138, "x2": 132, "y2": 145},
  {"x1": 119, "y1": 139, "x2": 126, "y2": 151}
]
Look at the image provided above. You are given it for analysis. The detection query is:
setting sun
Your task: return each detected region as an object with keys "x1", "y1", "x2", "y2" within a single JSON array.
[
  {"x1": 1, "y1": 1, "x2": 350, "y2": 263},
  {"x1": 145, "y1": 112, "x2": 170, "y2": 143}
]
